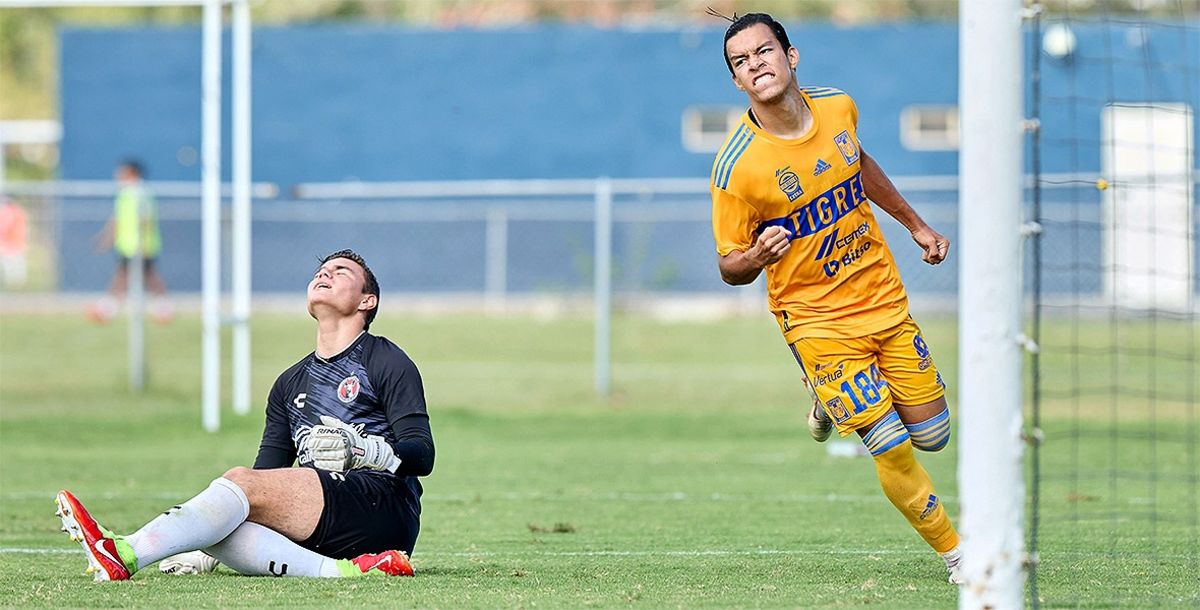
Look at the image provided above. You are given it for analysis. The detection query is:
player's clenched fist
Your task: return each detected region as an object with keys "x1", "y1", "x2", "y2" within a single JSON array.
[
  {"x1": 749, "y1": 225, "x2": 792, "y2": 267},
  {"x1": 304, "y1": 416, "x2": 402, "y2": 473}
]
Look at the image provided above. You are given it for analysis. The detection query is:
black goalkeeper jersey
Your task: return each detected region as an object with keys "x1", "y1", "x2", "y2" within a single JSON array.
[{"x1": 254, "y1": 332, "x2": 434, "y2": 505}]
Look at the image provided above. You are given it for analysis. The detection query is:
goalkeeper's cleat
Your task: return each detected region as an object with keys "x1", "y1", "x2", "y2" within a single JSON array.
[
  {"x1": 55, "y1": 490, "x2": 137, "y2": 582},
  {"x1": 807, "y1": 404, "x2": 833, "y2": 442},
  {"x1": 346, "y1": 550, "x2": 414, "y2": 577},
  {"x1": 159, "y1": 551, "x2": 220, "y2": 575},
  {"x1": 942, "y1": 546, "x2": 965, "y2": 585}
]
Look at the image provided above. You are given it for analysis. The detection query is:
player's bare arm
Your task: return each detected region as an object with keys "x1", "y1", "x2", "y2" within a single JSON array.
[
  {"x1": 718, "y1": 225, "x2": 792, "y2": 285},
  {"x1": 860, "y1": 149, "x2": 950, "y2": 265}
]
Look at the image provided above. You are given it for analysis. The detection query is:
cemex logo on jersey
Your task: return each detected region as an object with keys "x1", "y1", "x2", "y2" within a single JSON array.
[
  {"x1": 337, "y1": 375, "x2": 360, "y2": 403},
  {"x1": 813, "y1": 221, "x2": 872, "y2": 278},
  {"x1": 813, "y1": 222, "x2": 870, "y2": 261}
]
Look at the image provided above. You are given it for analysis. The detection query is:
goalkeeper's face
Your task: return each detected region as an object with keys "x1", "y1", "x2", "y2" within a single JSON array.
[
  {"x1": 307, "y1": 257, "x2": 378, "y2": 324},
  {"x1": 726, "y1": 23, "x2": 799, "y2": 105}
]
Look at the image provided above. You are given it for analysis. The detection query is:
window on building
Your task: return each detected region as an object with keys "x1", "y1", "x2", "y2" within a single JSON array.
[
  {"x1": 900, "y1": 105, "x2": 959, "y2": 151},
  {"x1": 681, "y1": 106, "x2": 743, "y2": 153}
]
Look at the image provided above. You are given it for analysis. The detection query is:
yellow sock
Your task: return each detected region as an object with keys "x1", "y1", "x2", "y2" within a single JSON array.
[{"x1": 871, "y1": 436, "x2": 959, "y2": 553}]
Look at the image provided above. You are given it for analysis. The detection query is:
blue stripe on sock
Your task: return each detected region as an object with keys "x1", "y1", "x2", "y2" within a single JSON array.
[
  {"x1": 862, "y1": 412, "x2": 907, "y2": 455},
  {"x1": 909, "y1": 414, "x2": 951, "y2": 451},
  {"x1": 910, "y1": 418, "x2": 950, "y2": 440},
  {"x1": 869, "y1": 429, "x2": 911, "y2": 456},
  {"x1": 905, "y1": 409, "x2": 950, "y2": 433},
  {"x1": 920, "y1": 432, "x2": 950, "y2": 451},
  {"x1": 862, "y1": 412, "x2": 902, "y2": 443},
  {"x1": 867, "y1": 428, "x2": 907, "y2": 454}
]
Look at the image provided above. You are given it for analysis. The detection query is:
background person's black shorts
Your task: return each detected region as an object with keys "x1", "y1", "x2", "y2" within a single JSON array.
[
  {"x1": 300, "y1": 468, "x2": 422, "y2": 558},
  {"x1": 117, "y1": 256, "x2": 157, "y2": 271}
]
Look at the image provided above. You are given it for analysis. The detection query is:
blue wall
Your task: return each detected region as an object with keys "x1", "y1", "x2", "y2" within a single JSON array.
[
  {"x1": 55, "y1": 23, "x2": 1200, "y2": 295},
  {"x1": 59, "y1": 23, "x2": 970, "y2": 184}
]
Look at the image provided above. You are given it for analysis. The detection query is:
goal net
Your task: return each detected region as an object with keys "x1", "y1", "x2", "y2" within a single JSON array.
[{"x1": 1027, "y1": 1, "x2": 1199, "y2": 606}]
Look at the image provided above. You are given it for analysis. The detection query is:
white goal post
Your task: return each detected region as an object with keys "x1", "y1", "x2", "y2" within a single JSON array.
[
  {"x1": 958, "y1": 0, "x2": 1026, "y2": 608},
  {"x1": 0, "y1": 0, "x2": 253, "y2": 431}
]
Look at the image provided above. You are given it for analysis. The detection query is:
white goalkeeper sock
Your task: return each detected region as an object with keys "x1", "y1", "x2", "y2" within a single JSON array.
[
  {"x1": 125, "y1": 477, "x2": 250, "y2": 571},
  {"x1": 206, "y1": 522, "x2": 342, "y2": 577}
]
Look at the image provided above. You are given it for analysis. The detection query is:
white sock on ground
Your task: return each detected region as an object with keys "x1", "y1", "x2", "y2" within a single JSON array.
[
  {"x1": 206, "y1": 522, "x2": 342, "y2": 577},
  {"x1": 125, "y1": 477, "x2": 250, "y2": 570}
]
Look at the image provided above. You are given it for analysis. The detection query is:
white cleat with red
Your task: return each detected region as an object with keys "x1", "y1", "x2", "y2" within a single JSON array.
[
  {"x1": 55, "y1": 490, "x2": 133, "y2": 582},
  {"x1": 350, "y1": 550, "x2": 414, "y2": 576}
]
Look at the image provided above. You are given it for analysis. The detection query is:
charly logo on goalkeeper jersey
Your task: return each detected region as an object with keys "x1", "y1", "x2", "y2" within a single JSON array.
[{"x1": 337, "y1": 375, "x2": 360, "y2": 403}]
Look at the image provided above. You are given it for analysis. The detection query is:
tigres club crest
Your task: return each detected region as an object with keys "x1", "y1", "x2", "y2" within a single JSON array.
[
  {"x1": 775, "y1": 166, "x2": 804, "y2": 202},
  {"x1": 825, "y1": 396, "x2": 851, "y2": 423},
  {"x1": 833, "y1": 130, "x2": 860, "y2": 165},
  {"x1": 337, "y1": 375, "x2": 360, "y2": 403}
]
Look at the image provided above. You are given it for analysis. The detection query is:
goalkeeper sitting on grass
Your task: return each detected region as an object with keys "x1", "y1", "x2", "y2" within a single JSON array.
[{"x1": 57, "y1": 249, "x2": 435, "y2": 580}]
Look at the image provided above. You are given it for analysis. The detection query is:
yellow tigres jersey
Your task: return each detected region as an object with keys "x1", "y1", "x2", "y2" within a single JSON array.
[{"x1": 710, "y1": 87, "x2": 908, "y2": 341}]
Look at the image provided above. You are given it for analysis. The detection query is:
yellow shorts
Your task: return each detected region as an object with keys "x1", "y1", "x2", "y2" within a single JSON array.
[{"x1": 789, "y1": 316, "x2": 945, "y2": 436}]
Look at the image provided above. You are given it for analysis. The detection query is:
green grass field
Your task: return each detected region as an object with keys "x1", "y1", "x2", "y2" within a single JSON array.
[{"x1": 1, "y1": 311, "x2": 1197, "y2": 608}]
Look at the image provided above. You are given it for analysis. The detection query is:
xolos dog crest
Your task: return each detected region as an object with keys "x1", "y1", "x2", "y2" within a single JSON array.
[{"x1": 337, "y1": 375, "x2": 361, "y2": 403}]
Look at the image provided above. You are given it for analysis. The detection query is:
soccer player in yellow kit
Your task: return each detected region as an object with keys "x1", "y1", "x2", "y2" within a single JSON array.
[{"x1": 709, "y1": 13, "x2": 963, "y2": 584}]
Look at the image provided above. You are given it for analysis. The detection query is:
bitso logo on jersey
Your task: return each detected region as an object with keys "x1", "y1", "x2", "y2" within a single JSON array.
[
  {"x1": 833, "y1": 131, "x2": 859, "y2": 165},
  {"x1": 337, "y1": 376, "x2": 361, "y2": 403},
  {"x1": 775, "y1": 166, "x2": 804, "y2": 202}
]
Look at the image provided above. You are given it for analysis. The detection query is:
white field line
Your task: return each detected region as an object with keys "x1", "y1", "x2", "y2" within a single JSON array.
[
  {"x1": 4, "y1": 548, "x2": 1196, "y2": 560},
  {"x1": 0, "y1": 547, "x2": 927, "y2": 557},
  {"x1": 3, "y1": 491, "x2": 939, "y2": 504}
]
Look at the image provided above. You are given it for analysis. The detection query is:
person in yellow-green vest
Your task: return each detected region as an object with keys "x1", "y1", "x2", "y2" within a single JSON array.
[{"x1": 89, "y1": 159, "x2": 172, "y2": 324}]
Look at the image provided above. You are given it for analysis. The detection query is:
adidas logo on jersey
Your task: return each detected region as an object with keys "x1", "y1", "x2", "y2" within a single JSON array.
[{"x1": 813, "y1": 158, "x2": 832, "y2": 176}]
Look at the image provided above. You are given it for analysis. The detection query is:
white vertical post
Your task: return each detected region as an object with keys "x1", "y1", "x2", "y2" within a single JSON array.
[
  {"x1": 958, "y1": 0, "x2": 1026, "y2": 608},
  {"x1": 231, "y1": 0, "x2": 252, "y2": 415},
  {"x1": 484, "y1": 207, "x2": 507, "y2": 314},
  {"x1": 593, "y1": 177, "x2": 612, "y2": 396},
  {"x1": 201, "y1": 0, "x2": 222, "y2": 432},
  {"x1": 127, "y1": 187, "x2": 145, "y2": 392}
]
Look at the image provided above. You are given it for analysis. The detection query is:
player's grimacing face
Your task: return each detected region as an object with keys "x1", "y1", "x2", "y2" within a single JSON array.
[
  {"x1": 726, "y1": 23, "x2": 799, "y2": 103},
  {"x1": 308, "y1": 257, "x2": 371, "y2": 316}
]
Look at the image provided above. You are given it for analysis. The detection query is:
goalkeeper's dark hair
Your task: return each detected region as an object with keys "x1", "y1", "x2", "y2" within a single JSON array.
[
  {"x1": 719, "y1": 12, "x2": 793, "y2": 75},
  {"x1": 320, "y1": 249, "x2": 380, "y2": 330}
]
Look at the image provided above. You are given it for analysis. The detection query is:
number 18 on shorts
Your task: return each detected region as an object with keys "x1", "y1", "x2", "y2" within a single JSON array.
[{"x1": 789, "y1": 317, "x2": 945, "y2": 436}]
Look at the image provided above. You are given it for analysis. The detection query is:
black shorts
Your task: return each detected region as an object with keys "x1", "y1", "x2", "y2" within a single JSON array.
[
  {"x1": 300, "y1": 468, "x2": 422, "y2": 559},
  {"x1": 117, "y1": 256, "x2": 156, "y2": 270}
]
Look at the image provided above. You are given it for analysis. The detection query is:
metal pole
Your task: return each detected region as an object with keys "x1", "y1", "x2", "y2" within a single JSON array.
[
  {"x1": 201, "y1": 0, "x2": 222, "y2": 432},
  {"x1": 127, "y1": 186, "x2": 145, "y2": 392},
  {"x1": 593, "y1": 177, "x2": 612, "y2": 396},
  {"x1": 484, "y1": 207, "x2": 508, "y2": 314},
  {"x1": 231, "y1": 0, "x2": 252, "y2": 416},
  {"x1": 958, "y1": 0, "x2": 1026, "y2": 607}
]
